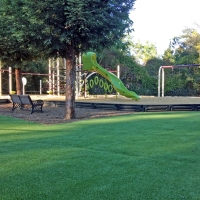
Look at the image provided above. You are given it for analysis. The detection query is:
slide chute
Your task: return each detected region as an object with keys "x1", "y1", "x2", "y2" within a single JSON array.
[{"x1": 82, "y1": 52, "x2": 140, "y2": 100}]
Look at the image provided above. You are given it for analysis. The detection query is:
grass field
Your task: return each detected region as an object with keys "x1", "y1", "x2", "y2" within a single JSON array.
[{"x1": 0, "y1": 112, "x2": 200, "y2": 200}]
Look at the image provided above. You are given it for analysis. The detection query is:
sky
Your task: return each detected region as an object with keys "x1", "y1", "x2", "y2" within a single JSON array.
[{"x1": 130, "y1": 0, "x2": 200, "y2": 55}]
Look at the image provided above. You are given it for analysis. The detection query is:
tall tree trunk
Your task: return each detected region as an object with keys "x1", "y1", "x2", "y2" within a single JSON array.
[
  {"x1": 65, "y1": 43, "x2": 76, "y2": 120},
  {"x1": 15, "y1": 68, "x2": 22, "y2": 95}
]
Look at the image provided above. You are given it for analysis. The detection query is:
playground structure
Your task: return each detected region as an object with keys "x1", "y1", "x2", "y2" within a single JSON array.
[
  {"x1": 2, "y1": 55, "x2": 200, "y2": 99},
  {"x1": 0, "y1": 52, "x2": 140, "y2": 100},
  {"x1": 158, "y1": 64, "x2": 200, "y2": 97},
  {"x1": 82, "y1": 52, "x2": 140, "y2": 100},
  {"x1": 0, "y1": 58, "x2": 77, "y2": 96},
  {"x1": 0, "y1": 67, "x2": 49, "y2": 95}
]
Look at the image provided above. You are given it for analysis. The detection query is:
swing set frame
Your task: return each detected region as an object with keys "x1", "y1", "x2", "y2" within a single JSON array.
[{"x1": 158, "y1": 64, "x2": 200, "y2": 97}]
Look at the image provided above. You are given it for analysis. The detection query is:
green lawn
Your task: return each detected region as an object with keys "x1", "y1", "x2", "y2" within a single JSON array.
[{"x1": 0, "y1": 112, "x2": 200, "y2": 200}]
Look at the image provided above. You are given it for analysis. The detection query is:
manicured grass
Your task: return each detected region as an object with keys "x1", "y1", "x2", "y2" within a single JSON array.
[{"x1": 0, "y1": 112, "x2": 200, "y2": 199}]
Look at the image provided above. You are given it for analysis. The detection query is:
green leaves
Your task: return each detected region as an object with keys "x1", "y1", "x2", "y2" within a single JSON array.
[
  {"x1": 131, "y1": 41, "x2": 158, "y2": 65},
  {"x1": 0, "y1": 0, "x2": 136, "y2": 61}
]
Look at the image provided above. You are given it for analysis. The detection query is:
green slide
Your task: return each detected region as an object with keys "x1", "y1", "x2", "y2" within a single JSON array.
[{"x1": 82, "y1": 52, "x2": 140, "y2": 100}]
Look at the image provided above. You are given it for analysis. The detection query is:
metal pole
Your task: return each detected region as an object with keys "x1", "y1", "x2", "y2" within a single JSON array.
[
  {"x1": 78, "y1": 52, "x2": 82, "y2": 97},
  {"x1": 117, "y1": 65, "x2": 120, "y2": 79},
  {"x1": 52, "y1": 71, "x2": 55, "y2": 95},
  {"x1": 0, "y1": 61, "x2": 2, "y2": 96},
  {"x1": 40, "y1": 79, "x2": 42, "y2": 95},
  {"x1": 116, "y1": 65, "x2": 120, "y2": 96},
  {"x1": 75, "y1": 55, "x2": 79, "y2": 99},
  {"x1": 23, "y1": 84, "x2": 25, "y2": 95},
  {"x1": 48, "y1": 59, "x2": 52, "y2": 92},
  {"x1": 158, "y1": 66, "x2": 162, "y2": 97},
  {"x1": 22, "y1": 77, "x2": 27, "y2": 95},
  {"x1": 57, "y1": 58, "x2": 60, "y2": 96},
  {"x1": 162, "y1": 68, "x2": 165, "y2": 97},
  {"x1": 9, "y1": 67, "x2": 12, "y2": 93},
  {"x1": 84, "y1": 74, "x2": 87, "y2": 98}
]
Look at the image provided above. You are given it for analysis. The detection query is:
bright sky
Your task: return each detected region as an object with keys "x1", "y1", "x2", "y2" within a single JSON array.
[{"x1": 130, "y1": 0, "x2": 200, "y2": 55}]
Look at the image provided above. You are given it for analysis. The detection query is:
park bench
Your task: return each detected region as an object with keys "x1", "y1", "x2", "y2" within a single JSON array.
[{"x1": 9, "y1": 94, "x2": 44, "y2": 114}]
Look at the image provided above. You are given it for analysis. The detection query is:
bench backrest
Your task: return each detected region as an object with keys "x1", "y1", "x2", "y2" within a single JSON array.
[
  {"x1": 18, "y1": 95, "x2": 32, "y2": 105},
  {"x1": 10, "y1": 94, "x2": 22, "y2": 104}
]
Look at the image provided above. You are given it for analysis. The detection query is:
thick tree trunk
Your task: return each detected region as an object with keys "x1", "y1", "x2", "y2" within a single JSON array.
[
  {"x1": 15, "y1": 68, "x2": 23, "y2": 95},
  {"x1": 65, "y1": 44, "x2": 76, "y2": 120}
]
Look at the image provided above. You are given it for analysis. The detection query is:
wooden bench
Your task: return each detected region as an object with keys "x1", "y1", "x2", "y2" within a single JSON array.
[{"x1": 9, "y1": 94, "x2": 44, "y2": 114}]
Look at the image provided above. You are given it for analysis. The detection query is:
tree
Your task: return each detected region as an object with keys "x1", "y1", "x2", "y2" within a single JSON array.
[
  {"x1": 164, "y1": 28, "x2": 200, "y2": 96},
  {"x1": 130, "y1": 40, "x2": 158, "y2": 65},
  {"x1": 170, "y1": 28, "x2": 200, "y2": 64},
  {"x1": 0, "y1": 0, "x2": 41, "y2": 94},
  {"x1": 162, "y1": 48, "x2": 175, "y2": 65},
  {"x1": 0, "y1": 0, "x2": 136, "y2": 119}
]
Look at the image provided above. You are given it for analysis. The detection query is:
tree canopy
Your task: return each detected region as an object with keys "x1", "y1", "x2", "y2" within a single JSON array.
[
  {"x1": 130, "y1": 40, "x2": 158, "y2": 65},
  {"x1": 0, "y1": 0, "x2": 136, "y2": 119},
  {"x1": 170, "y1": 28, "x2": 200, "y2": 64},
  {"x1": 0, "y1": 0, "x2": 135, "y2": 58}
]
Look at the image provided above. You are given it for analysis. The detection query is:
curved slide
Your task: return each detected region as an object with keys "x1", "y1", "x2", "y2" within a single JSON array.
[{"x1": 82, "y1": 52, "x2": 140, "y2": 100}]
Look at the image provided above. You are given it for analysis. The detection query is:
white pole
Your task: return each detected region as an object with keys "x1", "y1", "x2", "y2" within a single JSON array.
[
  {"x1": 75, "y1": 55, "x2": 81, "y2": 99},
  {"x1": 9, "y1": 67, "x2": 12, "y2": 93},
  {"x1": 23, "y1": 84, "x2": 25, "y2": 95},
  {"x1": 116, "y1": 65, "x2": 120, "y2": 96},
  {"x1": 48, "y1": 59, "x2": 52, "y2": 92},
  {"x1": 57, "y1": 58, "x2": 60, "y2": 96},
  {"x1": 22, "y1": 77, "x2": 27, "y2": 95},
  {"x1": 117, "y1": 65, "x2": 120, "y2": 79},
  {"x1": 162, "y1": 68, "x2": 165, "y2": 97},
  {"x1": 158, "y1": 66, "x2": 162, "y2": 97},
  {"x1": 78, "y1": 52, "x2": 82, "y2": 97},
  {"x1": 0, "y1": 61, "x2": 2, "y2": 96},
  {"x1": 52, "y1": 71, "x2": 55, "y2": 95},
  {"x1": 40, "y1": 80, "x2": 42, "y2": 95}
]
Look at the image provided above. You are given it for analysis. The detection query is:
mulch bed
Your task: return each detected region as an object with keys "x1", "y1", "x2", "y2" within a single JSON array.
[
  {"x1": 0, "y1": 103, "x2": 134, "y2": 124},
  {"x1": 1, "y1": 96, "x2": 200, "y2": 124}
]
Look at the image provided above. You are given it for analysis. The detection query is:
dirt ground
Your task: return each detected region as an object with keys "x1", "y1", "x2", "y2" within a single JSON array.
[
  {"x1": 1, "y1": 95, "x2": 200, "y2": 124},
  {"x1": 0, "y1": 103, "x2": 136, "y2": 124}
]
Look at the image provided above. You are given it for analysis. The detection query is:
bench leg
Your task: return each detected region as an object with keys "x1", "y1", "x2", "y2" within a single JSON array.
[
  {"x1": 12, "y1": 103, "x2": 22, "y2": 111},
  {"x1": 40, "y1": 105, "x2": 43, "y2": 113},
  {"x1": 31, "y1": 105, "x2": 43, "y2": 114},
  {"x1": 31, "y1": 106, "x2": 34, "y2": 114}
]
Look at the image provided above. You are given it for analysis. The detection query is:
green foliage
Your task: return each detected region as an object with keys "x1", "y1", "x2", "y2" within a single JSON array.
[
  {"x1": 163, "y1": 28, "x2": 200, "y2": 96},
  {"x1": 0, "y1": 0, "x2": 136, "y2": 105},
  {"x1": 98, "y1": 46, "x2": 136, "y2": 69},
  {"x1": 131, "y1": 40, "x2": 158, "y2": 65},
  {"x1": 0, "y1": 0, "x2": 43, "y2": 65},
  {"x1": 0, "y1": 0, "x2": 136, "y2": 59},
  {"x1": 162, "y1": 48, "x2": 175, "y2": 65},
  {"x1": 145, "y1": 57, "x2": 163, "y2": 77},
  {"x1": 171, "y1": 28, "x2": 200, "y2": 65}
]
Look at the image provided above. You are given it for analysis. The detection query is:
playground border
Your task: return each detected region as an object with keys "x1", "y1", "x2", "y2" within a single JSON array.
[{"x1": 2, "y1": 95, "x2": 200, "y2": 112}]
